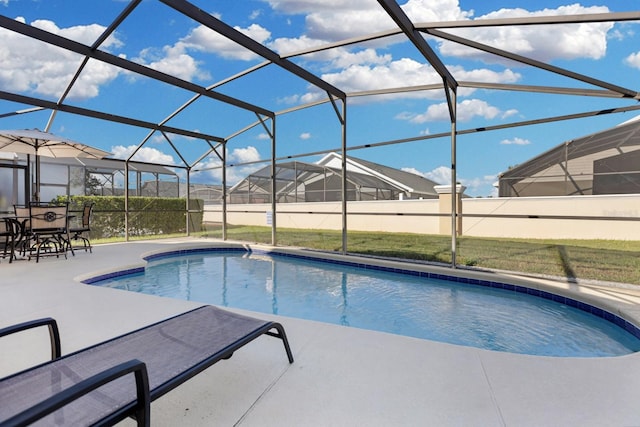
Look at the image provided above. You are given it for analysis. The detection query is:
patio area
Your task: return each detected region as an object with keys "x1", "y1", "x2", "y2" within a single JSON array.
[{"x1": 2, "y1": 237, "x2": 640, "y2": 426}]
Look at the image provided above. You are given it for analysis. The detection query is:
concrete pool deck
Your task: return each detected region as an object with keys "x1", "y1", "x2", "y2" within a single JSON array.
[{"x1": 1, "y1": 237, "x2": 640, "y2": 426}]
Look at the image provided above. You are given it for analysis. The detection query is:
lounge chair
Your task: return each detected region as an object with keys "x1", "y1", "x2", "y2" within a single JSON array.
[
  {"x1": 0, "y1": 305, "x2": 294, "y2": 426},
  {"x1": 69, "y1": 202, "x2": 95, "y2": 253}
]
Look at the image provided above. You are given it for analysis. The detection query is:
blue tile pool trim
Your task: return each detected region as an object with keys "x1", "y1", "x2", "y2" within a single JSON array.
[
  {"x1": 84, "y1": 246, "x2": 640, "y2": 340},
  {"x1": 144, "y1": 246, "x2": 247, "y2": 261},
  {"x1": 82, "y1": 247, "x2": 246, "y2": 284},
  {"x1": 84, "y1": 266, "x2": 145, "y2": 283}
]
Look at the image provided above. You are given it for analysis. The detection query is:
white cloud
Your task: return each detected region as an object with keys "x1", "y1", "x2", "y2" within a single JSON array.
[
  {"x1": 277, "y1": 93, "x2": 302, "y2": 105},
  {"x1": 459, "y1": 174, "x2": 499, "y2": 197},
  {"x1": 329, "y1": 49, "x2": 392, "y2": 69},
  {"x1": 197, "y1": 162, "x2": 260, "y2": 185},
  {"x1": 264, "y1": 0, "x2": 528, "y2": 106},
  {"x1": 264, "y1": 0, "x2": 470, "y2": 41},
  {"x1": 501, "y1": 109, "x2": 519, "y2": 119},
  {"x1": 271, "y1": 37, "x2": 391, "y2": 70},
  {"x1": 300, "y1": 132, "x2": 311, "y2": 140},
  {"x1": 264, "y1": 0, "x2": 372, "y2": 15},
  {"x1": 180, "y1": 23, "x2": 271, "y2": 60},
  {"x1": 458, "y1": 175, "x2": 498, "y2": 197},
  {"x1": 448, "y1": 65, "x2": 520, "y2": 83},
  {"x1": 608, "y1": 29, "x2": 626, "y2": 42},
  {"x1": 624, "y1": 52, "x2": 640, "y2": 69},
  {"x1": 264, "y1": 0, "x2": 472, "y2": 85},
  {"x1": 264, "y1": 0, "x2": 389, "y2": 41},
  {"x1": 132, "y1": 21, "x2": 272, "y2": 82},
  {"x1": 136, "y1": 43, "x2": 210, "y2": 81},
  {"x1": 111, "y1": 145, "x2": 176, "y2": 164},
  {"x1": 500, "y1": 137, "x2": 530, "y2": 145},
  {"x1": 31, "y1": 19, "x2": 122, "y2": 48},
  {"x1": 322, "y1": 58, "x2": 439, "y2": 93},
  {"x1": 298, "y1": 58, "x2": 520, "y2": 103},
  {"x1": 196, "y1": 145, "x2": 263, "y2": 184},
  {"x1": 270, "y1": 34, "x2": 325, "y2": 57},
  {"x1": 439, "y1": 5, "x2": 614, "y2": 62},
  {"x1": 403, "y1": 0, "x2": 473, "y2": 22},
  {"x1": 0, "y1": 18, "x2": 123, "y2": 99},
  {"x1": 398, "y1": 99, "x2": 507, "y2": 123},
  {"x1": 402, "y1": 165, "x2": 450, "y2": 184},
  {"x1": 403, "y1": 165, "x2": 498, "y2": 196},
  {"x1": 230, "y1": 146, "x2": 261, "y2": 163}
]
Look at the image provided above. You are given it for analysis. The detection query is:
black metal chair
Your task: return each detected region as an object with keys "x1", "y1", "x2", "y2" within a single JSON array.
[
  {"x1": 27, "y1": 203, "x2": 74, "y2": 262},
  {"x1": 69, "y1": 202, "x2": 95, "y2": 253},
  {"x1": 0, "y1": 217, "x2": 18, "y2": 263},
  {"x1": 12, "y1": 205, "x2": 31, "y2": 257}
]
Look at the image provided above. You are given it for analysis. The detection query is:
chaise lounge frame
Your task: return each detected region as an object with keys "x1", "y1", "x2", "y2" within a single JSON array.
[{"x1": 0, "y1": 305, "x2": 294, "y2": 426}]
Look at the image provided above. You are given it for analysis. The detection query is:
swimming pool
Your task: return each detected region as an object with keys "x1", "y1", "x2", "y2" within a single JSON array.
[{"x1": 88, "y1": 247, "x2": 640, "y2": 357}]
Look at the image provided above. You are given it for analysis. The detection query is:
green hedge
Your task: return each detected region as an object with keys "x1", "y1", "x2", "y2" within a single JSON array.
[{"x1": 54, "y1": 196, "x2": 204, "y2": 239}]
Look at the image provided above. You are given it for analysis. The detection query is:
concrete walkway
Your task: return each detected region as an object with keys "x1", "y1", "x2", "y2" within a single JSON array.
[{"x1": 1, "y1": 238, "x2": 640, "y2": 426}]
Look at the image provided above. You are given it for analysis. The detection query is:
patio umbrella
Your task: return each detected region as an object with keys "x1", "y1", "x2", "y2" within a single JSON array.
[{"x1": 0, "y1": 129, "x2": 111, "y2": 201}]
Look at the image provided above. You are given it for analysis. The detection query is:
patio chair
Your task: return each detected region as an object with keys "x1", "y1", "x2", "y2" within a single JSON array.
[
  {"x1": 12, "y1": 205, "x2": 31, "y2": 256},
  {"x1": 0, "y1": 305, "x2": 294, "y2": 426},
  {"x1": 27, "y1": 203, "x2": 75, "y2": 262},
  {"x1": 69, "y1": 202, "x2": 95, "y2": 253},
  {"x1": 0, "y1": 217, "x2": 18, "y2": 263}
]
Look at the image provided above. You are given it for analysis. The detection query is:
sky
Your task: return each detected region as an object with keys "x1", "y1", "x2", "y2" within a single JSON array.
[{"x1": 0, "y1": 0, "x2": 639, "y2": 197}]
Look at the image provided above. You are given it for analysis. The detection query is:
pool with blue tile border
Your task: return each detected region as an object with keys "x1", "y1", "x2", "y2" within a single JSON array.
[{"x1": 84, "y1": 245, "x2": 640, "y2": 351}]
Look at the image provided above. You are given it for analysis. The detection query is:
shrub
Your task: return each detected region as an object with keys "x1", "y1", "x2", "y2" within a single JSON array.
[{"x1": 55, "y1": 196, "x2": 203, "y2": 239}]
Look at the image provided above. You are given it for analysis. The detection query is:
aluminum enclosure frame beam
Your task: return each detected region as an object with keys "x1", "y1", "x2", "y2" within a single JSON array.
[
  {"x1": 1, "y1": 5, "x2": 639, "y2": 267},
  {"x1": 281, "y1": 12, "x2": 640, "y2": 60},
  {"x1": 0, "y1": 14, "x2": 272, "y2": 117},
  {"x1": 376, "y1": 0, "x2": 457, "y2": 92},
  {"x1": 0, "y1": 90, "x2": 225, "y2": 144},
  {"x1": 414, "y1": 11, "x2": 640, "y2": 30},
  {"x1": 427, "y1": 28, "x2": 639, "y2": 99},
  {"x1": 44, "y1": 0, "x2": 144, "y2": 133},
  {"x1": 159, "y1": 0, "x2": 346, "y2": 101},
  {"x1": 191, "y1": 104, "x2": 640, "y2": 192}
]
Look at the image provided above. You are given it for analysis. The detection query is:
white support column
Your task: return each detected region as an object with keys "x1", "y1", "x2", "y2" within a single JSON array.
[
  {"x1": 124, "y1": 161, "x2": 129, "y2": 241},
  {"x1": 185, "y1": 167, "x2": 190, "y2": 236},
  {"x1": 221, "y1": 142, "x2": 227, "y2": 240},
  {"x1": 270, "y1": 117, "x2": 277, "y2": 246},
  {"x1": 449, "y1": 88, "x2": 458, "y2": 267},
  {"x1": 339, "y1": 100, "x2": 347, "y2": 254}
]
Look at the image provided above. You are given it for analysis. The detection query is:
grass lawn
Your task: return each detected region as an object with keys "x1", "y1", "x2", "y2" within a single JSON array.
[
  {"x1": 199, "y1": 225, "x2": 640, "y2": 285},
  {"x1": 93, "y1": 226, "x2": 639, "y2": 285}
]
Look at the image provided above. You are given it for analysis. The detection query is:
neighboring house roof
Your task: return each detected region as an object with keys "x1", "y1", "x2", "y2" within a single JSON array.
[
  {"x1": 316, "y1": 152, "x2": 441, "y2": 198},
  {"x1": 498, "y1": 116, "x2": 640, "y2": 196},
  {"x1": 227, "y1": 153, "x2": 443, "y2": 201},
  {"x1": 228, "y1": 159, "x2": 400, "y2": 194}
]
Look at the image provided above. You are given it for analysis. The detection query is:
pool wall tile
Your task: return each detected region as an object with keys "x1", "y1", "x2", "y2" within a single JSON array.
[{"x1": 84, "y1": 267, "x2": 145, "y2": 284}]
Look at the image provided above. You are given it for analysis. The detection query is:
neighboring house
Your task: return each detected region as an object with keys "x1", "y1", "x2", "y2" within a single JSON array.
[
  {"x1": 179, "y1": 183, "x2": 224, "y2": 204},
  {"x1": 140, "y1": 180, "x2": 179, "y2": 197},
  {"x1": 227, "y1": 152, "x2": 442, "y2": 204},
  {"x1": 498, "y1": 116, "x2": 640, "y2": 197}
]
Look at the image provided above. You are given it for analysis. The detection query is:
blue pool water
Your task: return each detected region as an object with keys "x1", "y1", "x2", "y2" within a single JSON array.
[{"x1": 90, "y1": 249, "x2": 640, "y2": 357}]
